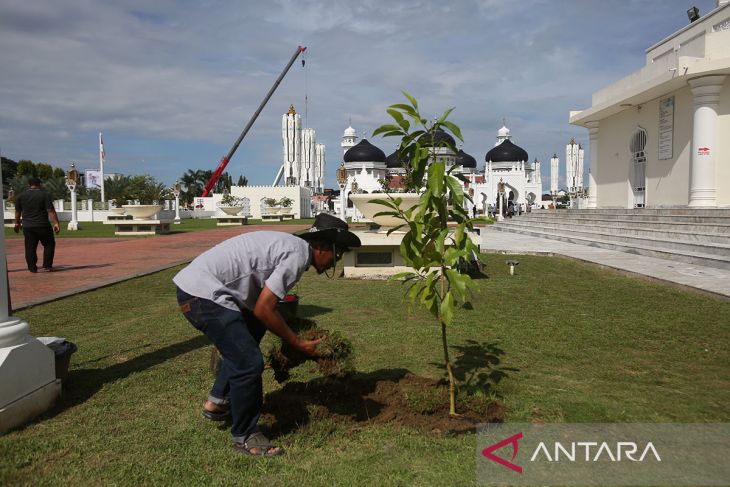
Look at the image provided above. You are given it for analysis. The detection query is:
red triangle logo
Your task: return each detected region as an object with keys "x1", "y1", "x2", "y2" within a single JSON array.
[{"x1": 481, "y1": 431, "x2": 523, "y2": 474}]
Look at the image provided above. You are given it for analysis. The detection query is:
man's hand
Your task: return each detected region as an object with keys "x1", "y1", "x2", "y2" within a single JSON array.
[
  {"x1": 13, "y1": 223, "x2": 20, "y2": 234},
  {"x1": 294, "y1": 338, "x2": 321, "y2": 358},
  {"x1": 52, "y1": 223, "x2": 60, "y2": 234}
]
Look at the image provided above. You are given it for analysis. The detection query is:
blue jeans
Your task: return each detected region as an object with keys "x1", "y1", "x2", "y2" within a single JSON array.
[{"x1": 176, "y1": 287, "x2": 266, "y2": 442}]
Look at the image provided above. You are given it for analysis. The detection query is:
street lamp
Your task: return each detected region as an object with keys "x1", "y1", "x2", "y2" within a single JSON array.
[
  {"x1": 336, "y1": 162, "x2": 347, "y2": 221},
  {"x1": 66, "y1": 163, "x2": 80, "y2": 230},
  {"x1": 172, "y1": 180, "x2": 181, "y2": 224}
]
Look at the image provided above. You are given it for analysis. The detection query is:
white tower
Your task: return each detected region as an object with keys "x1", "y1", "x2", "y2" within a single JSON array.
[
  {"x1": 315, "y1": 143, "x2": 326, "y2": 193},
  {"x1": 533, "y1": 158, "x2": 542, "y2": 185},
  {"x1": 301, "y1": 128, "x2": 316, "y2": 188},
  {"x1": 550, "y1": 153, "x2": 559, "y2": 195},
  {"x1": 282, "y1": 105, "x2": 301, "y2": 186},
  {"x1": 566, "y1": 138, "x2": 584, "y2": 193},
  {"x1": 341, "y1": 124, "x2": 358, "y2": 155}
]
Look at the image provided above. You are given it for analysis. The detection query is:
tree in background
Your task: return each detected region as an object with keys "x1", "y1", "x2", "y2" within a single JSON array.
[
  {"x1": 16, "y1": 160, "x2": 36, "y2": 178},
  {"x1": 237, "y1": 175, "x2": 248, "y2": 186}
]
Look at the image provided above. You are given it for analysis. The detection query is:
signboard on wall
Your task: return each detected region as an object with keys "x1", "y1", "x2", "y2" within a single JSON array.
[{"x1": 658, "y1": 96, "x2": 674, "y2": 160}]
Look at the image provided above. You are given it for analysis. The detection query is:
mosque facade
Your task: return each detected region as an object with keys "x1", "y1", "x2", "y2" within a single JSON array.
[
  {"x1": 336, "y1": 123, "x2": 542, "y2": 217},
  {"x1": 570, "y1": 1, "x2": 730, "y2": 208}
]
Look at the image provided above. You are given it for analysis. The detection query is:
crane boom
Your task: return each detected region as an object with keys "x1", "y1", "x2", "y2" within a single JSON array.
[{"x1": 201, "y1": 45, "x2": 307, "y2": 197}]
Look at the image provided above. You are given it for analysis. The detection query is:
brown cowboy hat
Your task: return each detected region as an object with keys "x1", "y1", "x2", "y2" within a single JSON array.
[{"x1": 297, "y1": 213, "x2": 361, "y2": 250}]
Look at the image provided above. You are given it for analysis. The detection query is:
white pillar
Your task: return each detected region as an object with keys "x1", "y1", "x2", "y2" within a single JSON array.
[
  {"x1": 586, "y1": 121, "x2": 599, "y2": 209},
  {"x1": 339, "y1": 184, "x2": 346, "y2": 221},
  {"x1": 174, "y1": 195, "x2": 181, "y2": 224},
  {"x1": 688, "y1": 75, "x2": 725, "y2": 207},
  {"x1": 68, "y1": 188, "x2": 79, "y2": 231}
]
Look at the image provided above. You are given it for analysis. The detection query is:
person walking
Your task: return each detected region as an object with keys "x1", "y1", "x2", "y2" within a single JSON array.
[
  {"x1": 13, "y1": 177, "x2": 61, "y2": 273},
  {"x1": 173, "y1": 213, "x2": 361, "y2": 457}
]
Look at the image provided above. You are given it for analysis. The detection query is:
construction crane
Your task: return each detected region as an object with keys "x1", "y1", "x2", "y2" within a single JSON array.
[{"x1": 201, "y1": 45, "x2": 307, "y2": 197}]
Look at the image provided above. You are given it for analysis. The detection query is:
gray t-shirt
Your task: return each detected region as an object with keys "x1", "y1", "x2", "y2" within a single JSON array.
[{"x1": 173, "y1": 231, "x2": 311, "y2": 312}]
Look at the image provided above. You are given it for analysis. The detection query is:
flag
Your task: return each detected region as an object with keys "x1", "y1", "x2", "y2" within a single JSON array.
[{"x1": 99, "y1": 133, "x2": 106, "y2": 161}]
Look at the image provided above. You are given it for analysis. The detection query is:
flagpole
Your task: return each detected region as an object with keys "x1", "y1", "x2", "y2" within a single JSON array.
[{"x1": 99, "y1": 132, "x2": 105, "y2": 204}]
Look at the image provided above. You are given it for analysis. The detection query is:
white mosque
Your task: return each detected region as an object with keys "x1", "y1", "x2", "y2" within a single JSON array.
[{"x1": 335, "y1": 122, "x2": 542, "y2": 218}]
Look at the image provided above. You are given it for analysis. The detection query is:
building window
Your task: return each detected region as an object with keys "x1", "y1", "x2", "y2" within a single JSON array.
[{"x1": 355, "y1": 251, "x2": 393, "y2": 266}]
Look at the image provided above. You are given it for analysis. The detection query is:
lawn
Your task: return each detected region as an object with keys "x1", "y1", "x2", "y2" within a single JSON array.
[
  {"x1": 4, "y1": 217, "x2": 315, "y2": 239},
  {"x1": 1, "y1": 254, "x2": 728, "y2": 486}
]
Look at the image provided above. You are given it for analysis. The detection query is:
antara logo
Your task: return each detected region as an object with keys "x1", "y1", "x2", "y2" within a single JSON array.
[
  {"x1": 482, "y1": 432, "x2": 662, "y2": 474},
  {"x1": 698, "y1": 147, "x2": 710, "y2": 155}
]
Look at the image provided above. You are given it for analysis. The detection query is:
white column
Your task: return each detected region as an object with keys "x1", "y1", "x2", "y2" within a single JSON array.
[
  {"x1": 174, "y1": 195, "x2": 181, "y2": 224},
  {"x1": 586, "y1": 121, "x2": 599, "y2": 209},
  {"x1": 339, "y1": 184, "x2": 346, "y2": 221},
  {"x1": 688, "y1": 75, "x2": 725, "y2": 207},
  {"x1": 68, "y1": 188, "x2": 79, "y2": 231}
]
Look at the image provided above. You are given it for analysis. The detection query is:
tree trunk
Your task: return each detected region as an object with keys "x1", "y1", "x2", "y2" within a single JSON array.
[{"x1": 441, "y1": 319, "x2": 456, "y2": 416}]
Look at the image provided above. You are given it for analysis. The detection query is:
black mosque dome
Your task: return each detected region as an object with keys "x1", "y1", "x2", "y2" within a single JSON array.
[
  {"x1": 456, "y1": 149, "x2": 477, "y2": 168},
  {"x1": 385, "y1": 150, "x2": 408, "y2": 169},
  {"x1": 344, "y1": 139, "x2": 386, "y2": 163},
  {"x1": 485, "y1": 139, "x2": 528, "y2": 163},
  {"x1": 417, "y1": 128, "x2": 456, "y2": 148}
]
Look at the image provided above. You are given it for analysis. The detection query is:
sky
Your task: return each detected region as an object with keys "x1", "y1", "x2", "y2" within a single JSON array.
[{"x1": 0, "y1": 0, "x2": 720, "y2": 191}]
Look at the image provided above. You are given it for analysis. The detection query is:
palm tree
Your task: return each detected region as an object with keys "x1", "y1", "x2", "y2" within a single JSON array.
[{"x1": 105, "y1": 175, "x2": 132, "y2": 207}]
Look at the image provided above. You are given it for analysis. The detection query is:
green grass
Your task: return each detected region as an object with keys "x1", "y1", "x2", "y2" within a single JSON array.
[
  {"x1": 4, "y1": 218, "x2": 314, "y2": 239},
  {"x1": 1, "y1": 254, "x2": 728, "y2": 485}
]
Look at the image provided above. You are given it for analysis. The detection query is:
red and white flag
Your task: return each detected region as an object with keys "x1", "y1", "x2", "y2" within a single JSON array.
[{"x1": 99, "y1": 133, "x2": 106, "y2": 161}]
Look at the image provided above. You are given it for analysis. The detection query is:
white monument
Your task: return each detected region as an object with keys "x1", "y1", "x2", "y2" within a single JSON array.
[{"x1": 0, "y1": 172, "x2": 61, "y2": 434}]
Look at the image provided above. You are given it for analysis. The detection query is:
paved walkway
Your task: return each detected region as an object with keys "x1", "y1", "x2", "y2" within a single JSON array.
[
  {"x1": 6, "y1": 224, "x2": 309, "y2": 310},
  {"x1": 476, "y1": 225, "x2": 730, "y2": 299},
  {"x1": 7, "y1": 222, "x2": 728, "y2": 310}
]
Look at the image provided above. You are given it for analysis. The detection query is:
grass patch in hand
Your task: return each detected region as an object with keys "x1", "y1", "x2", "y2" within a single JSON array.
[{"x1": 268, "y1": 320, "x2": 355, "y2": 383}]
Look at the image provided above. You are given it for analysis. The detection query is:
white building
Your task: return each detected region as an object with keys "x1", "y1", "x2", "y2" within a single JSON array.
[
  {"x1": 470, "y1": 125, "x2": 542, "y2": 214},
  {"x1": 570, "y1": 1, "x2": 730, "y2": 208}
]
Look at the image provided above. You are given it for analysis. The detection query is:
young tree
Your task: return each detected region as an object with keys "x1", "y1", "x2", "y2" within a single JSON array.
[{"x1": 373, "y1": 92, "x2": 484, "y2": 416}]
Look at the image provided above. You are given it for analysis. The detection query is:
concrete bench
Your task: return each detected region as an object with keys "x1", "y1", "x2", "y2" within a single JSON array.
[
  {"x1": 213, "y1": 215, "x2": 249, "y2": 226},
  {"x1": 106, "y1": 219, "x2": 173, "y2": 236}
]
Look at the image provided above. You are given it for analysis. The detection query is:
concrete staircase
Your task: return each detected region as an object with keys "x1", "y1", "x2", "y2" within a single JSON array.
[{"x1": 491, "y1": 208, "x2": 730, "y2": 270}]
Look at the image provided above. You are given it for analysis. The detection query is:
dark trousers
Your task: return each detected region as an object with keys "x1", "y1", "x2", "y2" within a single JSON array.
[
  {"x1": 176, "y1": 287, "x2": 266, "y2": 442},
  {"x1": 23, "y1": 226, "x2": 55, "y2": 271}
]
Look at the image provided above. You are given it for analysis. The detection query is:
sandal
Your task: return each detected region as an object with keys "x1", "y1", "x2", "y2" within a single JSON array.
[
  {"x1": 233, "y1": 432, "x2": 284, "y2": 457},
  {"x1": 202, "y1": 404, "x2": 230, "y2": 421}
]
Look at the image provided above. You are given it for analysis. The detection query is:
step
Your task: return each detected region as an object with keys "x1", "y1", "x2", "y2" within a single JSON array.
[
  {"x1": 492, "y1": 225, "x2": 730, "y2": 270},
  {"x1": 525, "y1": 212, "x2": 730, "y2": 225},
  {"x1": 499, "y1": 220, "x2": 730, "y2": 245},
  {"x1": 513, "y1": 217, "x2": 730, "y2": 234},
  {"x1": 498, "y1": 220, "x2": 730, "y2": 257}
]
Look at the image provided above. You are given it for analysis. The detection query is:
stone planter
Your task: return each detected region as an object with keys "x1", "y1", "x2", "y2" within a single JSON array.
[
  {"x1": 108, "y1": 207, "x2": 126, "y2": 215},
  {"x1": 122, "y1": 204, "x2": 163, "y2": 220},
  {"x1": 219, "y1": 206, "x2": 243, "y2": 216},
  {"x1": 280, "y1": 207, "x2": 293, "y2": 215},
  {"x1": 350, "y1": 193, "x2": 420, "y2": 227}
]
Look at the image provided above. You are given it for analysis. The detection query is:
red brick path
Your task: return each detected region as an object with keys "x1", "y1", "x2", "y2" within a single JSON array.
[{"x1": 5, "y1": 224, "x2": 309, "y2": 310}]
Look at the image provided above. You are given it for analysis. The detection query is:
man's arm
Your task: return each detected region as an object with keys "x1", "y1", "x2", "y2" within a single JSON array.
[
  {"x1": 13, "y1": 210, "x2": 21, "y2": 233},
  {"x1": 253, "y1": 286, "x2": 319, "y2": 356},
  {"x1": 47, "y1": 208, "x2": 60, "y2": 234}
]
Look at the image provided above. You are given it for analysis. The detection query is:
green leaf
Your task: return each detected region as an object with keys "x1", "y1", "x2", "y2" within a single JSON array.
[
  {"x1": 427, "y1": 161, "x2": 446, "y2": 198},
  {"x1": 373, "y1": 125, "x2": 402, "y2": 137},
  {"x1": 435, "y1": 107, "x2": 455, "y2": 125},
  {"x1": 402, "y1": 91, "x2": 418, "y2": 110},
  {"x1": 439, "y1": 290, "x2": 455, "y2": 325},
  {"x1": 442, "y1": 121, "x2": 463, "y2": 141},
  {"x1": 387, "y1": 109, "x2": 410, "y2": 132},
  {"x1": 445, "y1": 268, "x2": 467, "y2": 297}
]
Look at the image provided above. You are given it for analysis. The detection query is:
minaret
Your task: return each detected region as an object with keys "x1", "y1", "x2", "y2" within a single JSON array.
[
  {"x1": 341, "y1": 123, "x2": 358, "y2": 155},
  {"x1": 282, "y1": 104, "x2": 301, "y2": 186},
  {"x1": 566, "y1": 138, "x2": 584, "y2": 193},
  {"x1": 315, "y1": 144, "x2": 326, "y2": 193},
  {"x1": 301, "y1": 127, "x2": 316, "y2": 188},
  {"x1": 550, "y1": 153, "x2": 559, "y2": 196},
  {"x1": 533, "y1": 158, "x2": 542, "y2": 185}
]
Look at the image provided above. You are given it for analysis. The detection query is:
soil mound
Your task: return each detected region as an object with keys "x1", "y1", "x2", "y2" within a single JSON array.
[{"x1": 262, "y1": 369, "x2": 505, "y2": 435}]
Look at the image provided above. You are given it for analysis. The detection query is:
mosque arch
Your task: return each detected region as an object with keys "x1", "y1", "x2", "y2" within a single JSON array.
[{"x1": 629, "y1": 126, "x2": 647, "y2": 208}]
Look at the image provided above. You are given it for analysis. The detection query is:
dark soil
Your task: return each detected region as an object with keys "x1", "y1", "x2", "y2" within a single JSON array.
[{"x1": 262, "y1": 369, "x2": 505, "y2": 435}]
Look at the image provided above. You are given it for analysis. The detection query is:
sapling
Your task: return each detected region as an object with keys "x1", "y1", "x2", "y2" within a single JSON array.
[{"x1": 372, "y1": 92, "x2": 485, "y2": 415}]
